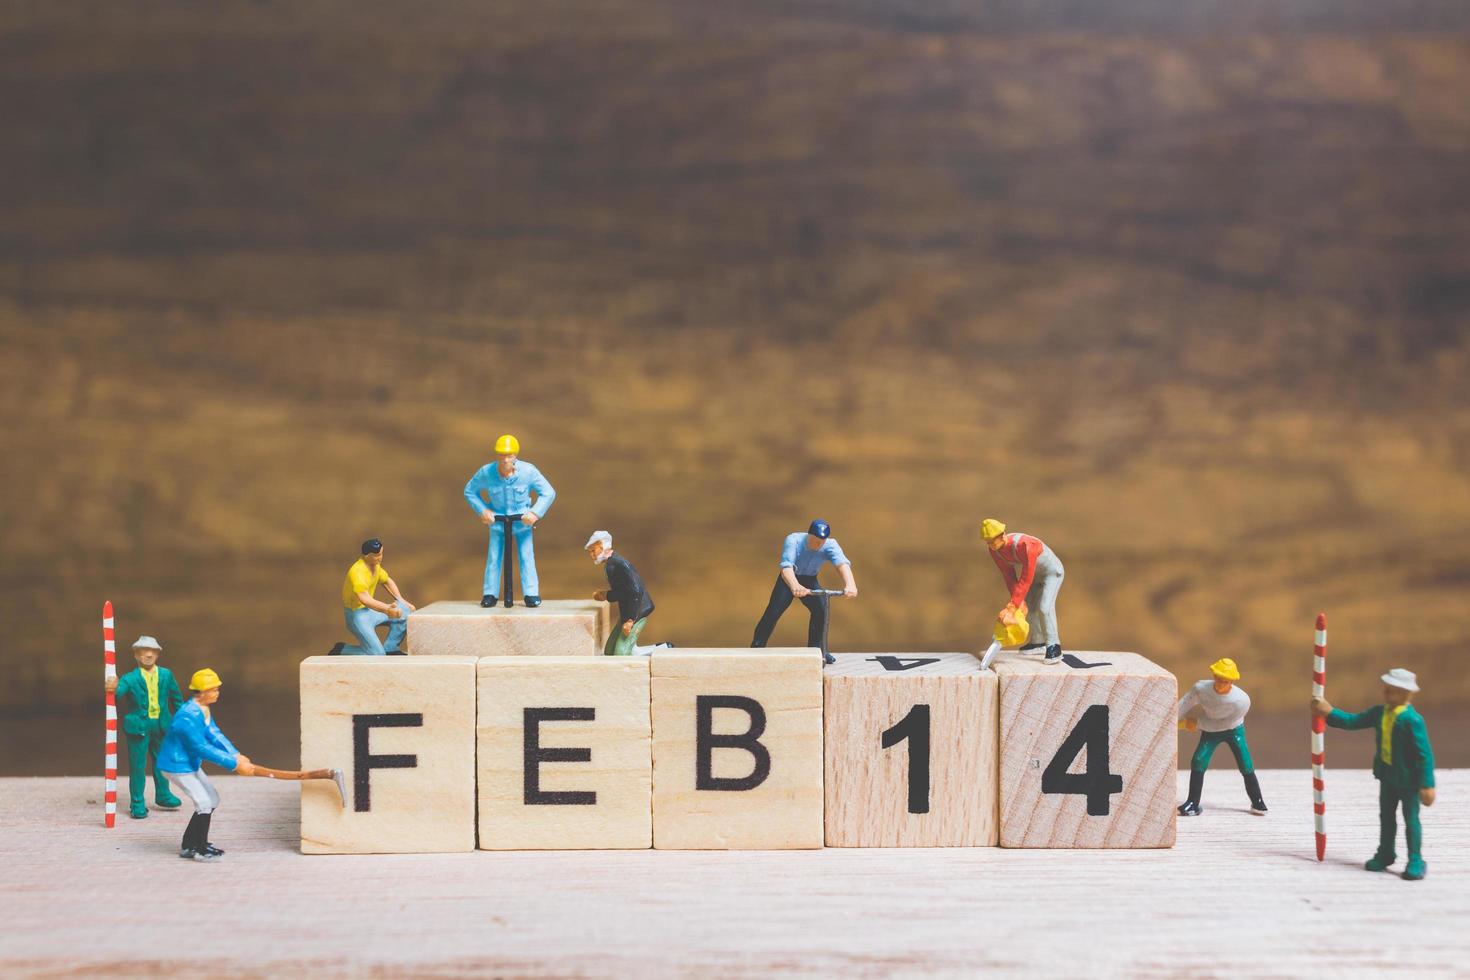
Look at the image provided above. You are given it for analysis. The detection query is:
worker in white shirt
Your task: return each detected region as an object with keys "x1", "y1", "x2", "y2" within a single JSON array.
[{"x1": 1177, "y1": 658, "x2": 1267, "y2": 817}]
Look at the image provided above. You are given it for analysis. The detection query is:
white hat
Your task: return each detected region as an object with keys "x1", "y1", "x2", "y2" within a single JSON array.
[
  {"x1": 132, "y1": 635, "x2": 162, "y2": 652},
  {"x1": 584, "y1": 530, "x2": 613, "y2": 550},
  {"x1": 1381, "y1": 668, "x2": 1419, "y2": 693}
]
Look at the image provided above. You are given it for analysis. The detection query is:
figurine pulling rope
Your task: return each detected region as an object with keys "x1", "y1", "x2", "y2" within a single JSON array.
[
  {"x1": 102, "y1": 600, "x2": 118, "y2": 828},
  {"x1": 1311, "y1": 612, "x2": 1327, "y2": 862}
]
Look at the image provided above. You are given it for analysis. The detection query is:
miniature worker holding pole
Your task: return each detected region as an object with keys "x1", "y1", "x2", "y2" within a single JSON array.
[
  {"x1": 1311, "y1": 668, "x2": 1436, "y2": 880},
  {"x1": 328, "y1": 538, "x2": 414, "y2": 655},
  {"x1": 157, "y1": 669, "x2": 253, "y2": 862},
  {"x1": 980, "y1": 519, "x2": 1065, "y2": 666},
  {"x1": 750, "y1": 520, "x2": 857, "y2": 663},
  {"x1": 586, "y1": 531, "x2": 667, "y2": 656},
  {"x1": 103, "y1": 636, "x2": 185, "y2": 819},
  {"x1": 464, "y1": 433, "x2": 556, "y2": 608},
  {"x1": 1177, "y1": 658, "x2": 1268, "y2": 817}
]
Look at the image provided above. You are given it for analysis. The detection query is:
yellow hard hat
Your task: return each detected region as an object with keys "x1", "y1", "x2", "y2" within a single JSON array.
[
  {"x1": 980, "y1": 518, "x2": 1007, "y2": 541},
  {"x1": 189, "y1": 668, "x2": 222, "y2": 691},
  {"x1": 1209, "y1": 658, "x2": 1240, "y2": 681},
  {"x1": 494, "y1": 434, "x2": 520, "y2": 455}
]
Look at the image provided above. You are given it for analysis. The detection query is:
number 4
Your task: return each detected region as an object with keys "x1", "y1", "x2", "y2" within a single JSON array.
[{"x1": 1041, "y1": 704, "x2": 1124, "y2": 816}]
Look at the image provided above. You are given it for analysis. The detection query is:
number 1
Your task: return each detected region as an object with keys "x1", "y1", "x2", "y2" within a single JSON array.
[{"x1": 881, "y1": 704, "x2": 931, "y2": 814}]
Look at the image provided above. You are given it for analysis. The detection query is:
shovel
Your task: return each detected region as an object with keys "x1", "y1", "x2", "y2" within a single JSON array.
[{"x1": 246, "y1": 765, "x2": 348, "y2": 810}]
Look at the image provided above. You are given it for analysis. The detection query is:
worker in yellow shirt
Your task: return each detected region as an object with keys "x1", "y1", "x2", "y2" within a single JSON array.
[{"x1": 328, "y1": 538, "x2": 416, "y2": 655}]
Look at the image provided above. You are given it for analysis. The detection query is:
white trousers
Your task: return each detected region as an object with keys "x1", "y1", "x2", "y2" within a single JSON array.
[{"x1": 164, "y1": 769, "x2": 220, "y2": 814}]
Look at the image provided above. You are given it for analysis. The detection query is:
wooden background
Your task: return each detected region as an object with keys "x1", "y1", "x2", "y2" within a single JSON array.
[{"x1": 2, "y1": 2, "x2": 1468, "y2": 772}]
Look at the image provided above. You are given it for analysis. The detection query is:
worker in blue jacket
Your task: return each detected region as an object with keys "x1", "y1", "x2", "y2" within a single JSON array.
[
  {"x1": 751, "y1": 520, "x2": 857, "y2": 661},
  {"x1": 463, "y1": 433, "x2": 556, "y2": 607},
  {"x1": 158, "y1": 668, "x2": 254, "y2": 862}
]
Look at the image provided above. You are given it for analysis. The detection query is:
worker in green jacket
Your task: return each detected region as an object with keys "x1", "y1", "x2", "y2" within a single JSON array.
[
  {"x1": 1311, "y1": 667, "x2": 1436, "y2": 881},
  {"x1": 103, "y1": 635, "x2": 186, "y2": 819}
]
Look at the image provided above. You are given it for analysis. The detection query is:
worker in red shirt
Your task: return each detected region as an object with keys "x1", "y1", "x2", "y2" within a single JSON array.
[{"x1": 981, "y1": 519, "x2": 1065, "y2": 665}]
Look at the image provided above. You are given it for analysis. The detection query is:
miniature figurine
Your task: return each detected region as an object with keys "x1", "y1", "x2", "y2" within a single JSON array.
[
  {"x1": 463, "y1": 434, "x2": 556, "y2": 608},
  {"x1": 102, "y1": 636, "x2": 185, "y2": 819},
  {"x1": 328, "y1": 538, "x2": 415, "y2": 656},
  {"x1": 750, "y1": 519, "x2": 857, "y2": 665},
  {"x1": 157, "y1": 668, "x2": 255, "y2": 862},
  {"x1": 1311, "y1": 668, "x2": 1436, "y2": 880},
  {"x1": 586, "y1": 531, "x2": 668, "y2": 656},
  {"x1": 980, "y1": 519, "x2": 1065, "y2": 665},
  {"x1": 1176, "y1": 658, "x2": 1267, "y2": 817}
]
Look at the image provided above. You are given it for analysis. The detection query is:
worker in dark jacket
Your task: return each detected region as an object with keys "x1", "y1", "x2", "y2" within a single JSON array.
[{"x1": 585, "y1": 530, "x2": 665, "y2": 656}]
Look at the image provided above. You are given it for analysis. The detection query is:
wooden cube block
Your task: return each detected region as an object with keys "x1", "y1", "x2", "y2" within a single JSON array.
[
  {"x1": 477, "y1": 656, "x2": 651, "y2": 849},
  {"x1": 407, "y1": 600, "x2": 609, "y2": 657},
  {"x1": 300, "y1": 655, "x2": 477, "y2": 853},
  {"x1": 651, "y1": 649, "x2": 823, "y2": 849},
  {"x1": 995, "y1": 650, "x2": 1176, "y2": 848},
  {"x1": 824, "y1": 653, "x2": 998, "y2": 847}
]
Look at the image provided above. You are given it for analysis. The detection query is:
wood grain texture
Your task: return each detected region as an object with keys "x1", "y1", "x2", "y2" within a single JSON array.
[
  {"x1": 300, "y1": 655, "x2": 477, "y2": 853},
  {"x1": 407, "y1": 600, "x2": 608, "y2": 657},
  {"x1": 477, "y1": 656, "x2": 651, "y2": 850},
  {"x1": 824, "y1": 652, "x2": 997, "y2": 846},
  {"x1": 651, "y1": 649, "x2": 823, "y2": 849},
  {"x1": 5, "y1": 771, "x2": 1464, "y2": 977},
  {"x1": 995, "y1": 650, "x2": 1176, "y2": 848}
]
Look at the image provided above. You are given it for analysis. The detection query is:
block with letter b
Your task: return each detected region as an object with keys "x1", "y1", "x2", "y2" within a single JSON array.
[
  {"x1": 651, "y1": 649, "x2": 823, "y2": 849},
  {"x1": 824, "y1": 653, "x2": 998, "y2": 847},
  {"x1": 995, "y1": 651, "x2": 1176, "y2": 848},
  {"x1": 477, "y1": 656, "x2": 652, "y2": 849},
  {"x1": 300, "y1": 656, "x2": 478, "y2": 853}
]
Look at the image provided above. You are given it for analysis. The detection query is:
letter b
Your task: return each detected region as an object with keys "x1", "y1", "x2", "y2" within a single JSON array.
[{"x1": 695, "y1": 695, "x2": 771, "y2": 791}]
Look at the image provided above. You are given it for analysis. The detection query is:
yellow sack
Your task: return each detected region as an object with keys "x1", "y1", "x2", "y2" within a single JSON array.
[{"x1": 993, "y1": 605, "x2": 1030, "y2": 648}]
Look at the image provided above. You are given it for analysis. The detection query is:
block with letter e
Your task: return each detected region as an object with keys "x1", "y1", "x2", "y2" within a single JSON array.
[
  {"x1": 995, "y1": 650, "x2": 1176, "y2": 848},
  {"x1": 824, "y1": 653, "x2": 997, "y2": 847},
  {"x1": 300, "y1": 655, "x2": 477, "y2": 853},
  {"x1": 651, "y1": 649, "x2": 823, "y2": 849},
  {"x1": 478, "y1": 656, "x2": 652, "y2": 849}
]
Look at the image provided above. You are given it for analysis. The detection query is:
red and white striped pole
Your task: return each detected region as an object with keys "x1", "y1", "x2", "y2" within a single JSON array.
[
  {"x1": 1311, "y1": 611, "x2": 1327, "y2": 861},
  {"x1": 103, "y1": 600, "x2": 118, "y2": 828}
]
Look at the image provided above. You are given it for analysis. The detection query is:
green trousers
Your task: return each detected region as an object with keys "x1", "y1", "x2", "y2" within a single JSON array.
[
  {"x1": 125, "y1": 722, "x2": 175, "y2": 807},
  {"x1": 1377, "y1": 780, "x2": 1422, "y2": 862},
  {"x1": 1190, "y1": 725, "x2": 1255, "y2": 775},
  {"x1": 603, "y1": 617, "x2": 648, "y2": 656}
]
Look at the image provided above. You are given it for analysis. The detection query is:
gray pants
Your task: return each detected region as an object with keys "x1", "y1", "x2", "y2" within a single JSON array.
[
  {"x1": 164, "y1": 768, "x2": 220, "y2": 814},
  {"x1": 1024, "y1": 547, "x2": 1065, "y2": 646}
]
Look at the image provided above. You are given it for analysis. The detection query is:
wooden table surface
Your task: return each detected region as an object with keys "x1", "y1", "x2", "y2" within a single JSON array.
[{"x1": 1, "y1": 771, "x2": 1461, "y2": 977}]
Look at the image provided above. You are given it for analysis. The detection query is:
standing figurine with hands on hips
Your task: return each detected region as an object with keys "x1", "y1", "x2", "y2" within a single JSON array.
[
  {"x1": 980, "y1": 519, "x2": 1065, "y2": 665},
  {"x1": 750, "y1": 519, "x2": 857, "y2": 665},
  {"x1": 1177, "y1": 658, "x2": 1267, "y2": 817},
  {"x1": 156, "y1": 669, "x2": 254, "y2": 862},
  {"x1": 104, "y1": 635, "x2": 185, "y2": 819},
  {"x1": 1311, "y1": 668, "x2": 1436, "y2": 880},
  {"x1": 464, "y1": 434, "x2": 555, "y2": 608}
]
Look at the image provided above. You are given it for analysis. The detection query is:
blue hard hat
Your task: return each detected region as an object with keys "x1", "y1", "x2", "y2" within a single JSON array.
[{"x1": 808, "y1": 519, "x2": 831, "y2": 539}]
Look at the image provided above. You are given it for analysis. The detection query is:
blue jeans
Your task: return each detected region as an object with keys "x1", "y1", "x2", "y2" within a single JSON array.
[
  {"x1": 342, "y1": 606, "x2": 410, "y2": 655},
  {"x1": 484, "y1": 518, "x2": 539, "y2": 597}
]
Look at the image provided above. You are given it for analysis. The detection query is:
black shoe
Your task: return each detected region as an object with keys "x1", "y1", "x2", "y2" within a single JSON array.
[
  {"x1": 327, "y1": 642, "x2": 345, "y2": 656},
  {"x1": 179, "y1": 847, "x2": 197, "y2": 859},
  {"x1": 1249, "y1": 798, "x2": 1268, "y2": 815},
  {"x1": 190, "y1": 849, "x2": 221, "y2": 862},
  {"x1": 386, "y1": 650, "x2": 407, "y2": 656},
  {"x1": 1178, "y1": 801, "x2": 1203, "y2": 817},
  {"x1": 524, "y1": 596, "x2": 542, "y2": 608},
  {"x1": 1043, "y1": 644, "x2": 1063, "y2": 665},
  {"x1": 822, "y1": 650, "x2": 836, "y2": 665},
  {"x1": 1244, "y1": 773, "x2": 1267, "y2": 814},
  {"x1": 480, "y1": 595, "x2": 498, "y2": 608},
  {"x1": 1020, "y1": 642, "x2": 1046, "y2": 652},
  {"x1": 202, "y1": 843, "x2": 224, "y2": 856}
]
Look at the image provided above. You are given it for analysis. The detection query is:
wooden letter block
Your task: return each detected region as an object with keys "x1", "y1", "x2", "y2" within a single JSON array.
[
  {"x1": 478, "y1": 656, "x2": 651, "y2": 849},
  {"x1": 407, "y1": 600, "x2": 610, "y2": 657},
  {"x1": 995, "y1": 651, "x2": 1176, "y2": 848},
  {"x1": 651, "y1": 649, "x2": 823, "y2": 849},
  {"x1": 824, "y1": 653, "x2": 997, "y2": 847},
  {"x1": 300, "y1": 655, "x2": 477, "y2": 853}
]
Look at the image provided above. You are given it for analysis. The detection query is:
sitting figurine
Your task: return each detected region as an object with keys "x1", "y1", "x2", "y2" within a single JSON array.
[
  {"x1": 586, "y1": 530, "x2": 667, "y2": 656},
  {"x1": 1177, "y1": 658, "x2": 1267, "y2": 817}
]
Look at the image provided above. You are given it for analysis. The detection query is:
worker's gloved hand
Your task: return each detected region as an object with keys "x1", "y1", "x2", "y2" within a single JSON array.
[
  {"x1": 843, "y1": 586, "x2": 858, "y2": 598},
  {"x1": 1179, "y1": 718, "x2": 1197, "y2": 732},
  {"x1": 998, "y1": 603, "x2": 1018, "y2": 625},
  {"x1": 521, "y1": 513, "x2": 539, "y2": 526},
  {"x1": 105, "y1": 676, "x2": 118, "y2": 693},
  {"x1": 1310, "y1": 696, "x2": 1333, "y2": 717},
  {"x1": 1421, "y1": 788, "x2": 1436, "y2": 807},
  {"x1": 622, "y1": 620, "x2": 634, "y2": 637},
  {"x1": 480, "y1": 510, "x2": 496, "y2": 525},
  {"x1": 791, "y1": 586, "x2": 811, "y2": 598},
  {"x1": 592, "y1": 590, "x2": 607, "y2": 601},
  {"x1": 234, "y1": 754, "x2": 254, "y2": 776}
]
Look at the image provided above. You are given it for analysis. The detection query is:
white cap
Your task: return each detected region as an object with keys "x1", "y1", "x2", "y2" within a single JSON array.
[
  {"x1": 1381, "y1": 668, "x2": 1419, "y2": 693},
  {"x1": 584, "y1": 530, "x2": 613, "y2": 550},
  {"x1": 132, "y1": 635, "x2": 162, "y2": 651}
]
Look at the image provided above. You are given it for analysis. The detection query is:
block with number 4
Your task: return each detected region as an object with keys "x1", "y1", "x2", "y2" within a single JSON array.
[
  {"x1": 824, "y1": 653, "x2": 998, "y2": 847},
  {"x1": 995, "y1": 650, "x2": 1176, "y2": 848}
]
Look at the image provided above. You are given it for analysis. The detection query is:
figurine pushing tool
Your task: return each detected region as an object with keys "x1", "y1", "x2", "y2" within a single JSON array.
[
  {"x1": 464, "y1": 433, "x2": 555, "y2": 608},
  {"x1": 1177, "y1": 658, "x2": 1267, "y2": 817},
  {"x1": 586, "y1": 531, "x2": 669, "y2": 656},
  {"x1": 1311, "y1": 668, "x2": 1436, "y2": 880},
  {"x1": 749, "y1": 519, "x2": 857, "y2": 665},
  {"x1": 328, "y1": 538, "x2": 415, "y2": 656},
  {"x1": 104, "y1": 635, "x2": 186, "y2": 818},
  {"x1": 980, "y1": 519, "x2": 1065, "y2": 665}
]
